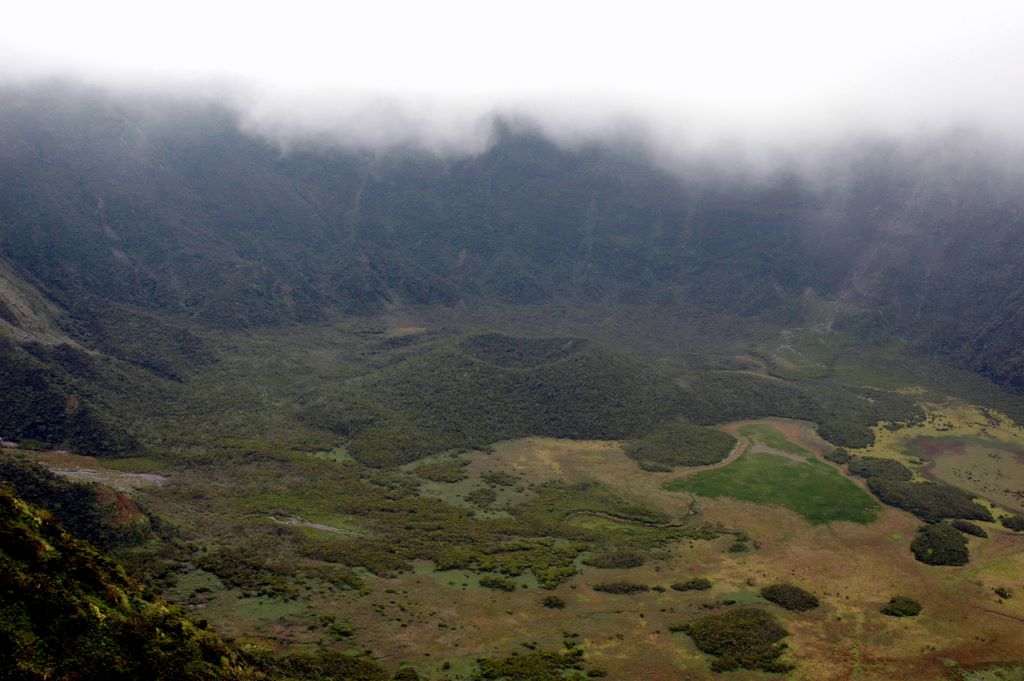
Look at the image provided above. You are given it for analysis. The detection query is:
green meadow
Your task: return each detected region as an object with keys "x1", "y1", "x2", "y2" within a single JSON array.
[{"x1": 665, "y1": 450, "x2": 880, "y2": 525}]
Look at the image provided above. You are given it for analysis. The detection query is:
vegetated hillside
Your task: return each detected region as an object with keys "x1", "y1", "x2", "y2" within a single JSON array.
[
  {"x1": 300, "y1": 334, "x2": 925, "y2": 467},
  {"x1": 0, "y1": 484, "x2": 255, "y2": 680},
  {"x1": 317, "y1": 334, "x2": 683, "y2": 466},
  {"x1": 0, "y1": 453, "x2": 153, "y2": 550},
  {"x1": 3, "y1": 85, "x2": 1024, "y2": 390},
  {"x1": 0, "y1": 480, "x2": 406, "y2": 681},
  {"x1": 0, "y1": 335, "x2": 137, "y2": 455},
  {"x1": 678, "y1": 372, "x2": 925, "y2": 448}
]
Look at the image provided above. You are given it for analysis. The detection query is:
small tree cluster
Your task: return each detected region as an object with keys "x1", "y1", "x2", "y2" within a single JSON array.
[
  {"x1": 760, "y1": 584, "x2": 819, "y2": 612},
  {"x1": 881, "y1": 596, "x2": 921, "y2": 617}
]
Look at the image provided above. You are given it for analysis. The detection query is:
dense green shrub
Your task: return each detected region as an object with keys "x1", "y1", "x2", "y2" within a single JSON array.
[
  {"x1": 848, "y1": 457, "x2": 913, "y2": 481},
  {"x1": 414, "y1": 457, "x2": 468, "y2": 483},
  {"x1": 867, "y1": 477, "x2": 992, "y2": 523},
  {"x1": 951, "y1": 519, "x2": 988, "y2": 538},
  {"x1": 593, "y1": 581, "x2": 650, "y2": 595},
  {"x1": 624, "y1": 418, "x2": 736, "y2": 470},
  {"x1": 1002, "y1": 515, "x2": 1024, "y2": 532},
  {"x1": 0, "y1": 338, "x2": 137, "y2": 456},
  {"x1": 466, "y1": 486, "x2": 498, "y2": 507},
  {"x1": 481, "y1": 470, "x2": 517, "y2": 487},
  {"x1": 354, "y1": 340, "x2": 681, "y2": 468},
  {"x1": 824, "y1": 448, "x2": 851, "y2": 464},
  {"x1": 479, "y1": 576, "x2": 517, "y2": 592},
  {"x1": 679, "y1": 608, "x2": 793, "y2": 673},
  {"x1": 910, "y1": 522, "x2": 969, "y2": 566},
  {"x1": 458, "y1": 334, "x2": 580, "y2": 369},
  {"x1": 270, "y1": 651, "x2": 390, "y2": 681},
  {"x1": 347, "y1": 421, "x2": 451, "y2": 467},
  {"x1": 583, "y1": 551, "x2": 645, "y2": 569},
  {"x1": 541, "y1": 595, "x2": 566, "y2": 609},
  {"x1": 881, "y1": 596, "x2": 922, "y2": 617},
  {"x1": 679, "y1": 373, "x2": 924, "y2": 450},
  {"x1": 671, "y1": 578, "x2": 712, "y2": 591},
  {"x1": 474, "y1": 650, "x2": 584, "y2": 680},
  {"x1": 194, "y1": 548, "x2": 303, "y2": 598},
  {"x1": 994, "y1": 587, "x2": 1013, "y2": 599},
  {"x1": 760, "y1": 584, "x2": 819, "y2": 612}
]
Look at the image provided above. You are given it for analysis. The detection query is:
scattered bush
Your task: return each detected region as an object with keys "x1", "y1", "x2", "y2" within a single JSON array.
[
  {"x1": 541, "y1": 596, "x2": 566, "y2": 609},
  {"x1": 466, "y1": 487, "x2": 498, "y2": 507},
  {"x1": 481, "y1": 470, "x2": 517, "y2": 487},
  {"x1": 994, "y1": 587, "x2": 1013, "y2": 600},
  {"x1": 881, "y1": 596, "x2": 922, "y2": 617},
  {"x1": 910, "y1": 522, "x2": 969, "y2": 566},
  {"x1": 671, "y1": 578, "x2": 712, "y2": 592},
  {"x1": 679, "y1": 608, "x2": 793, "y2": 673},
  {"x1": 593, "y1": 582, "x2": 650, "y2": 595},
  {"x1": 760, "y1": 584, "x2": 819, "y2": 612}
]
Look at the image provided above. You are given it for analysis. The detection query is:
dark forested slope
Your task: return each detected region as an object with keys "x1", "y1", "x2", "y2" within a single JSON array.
[{"x1": 2, "y1": 84, "x2": 1024, "y2": 391}]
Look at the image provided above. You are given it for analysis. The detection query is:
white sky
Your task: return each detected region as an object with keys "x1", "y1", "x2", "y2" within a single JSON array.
[{"x1": 3, "y1": 1, "x2": 1024, "y2": 150}]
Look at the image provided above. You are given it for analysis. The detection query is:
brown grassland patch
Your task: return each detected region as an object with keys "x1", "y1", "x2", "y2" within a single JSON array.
[{"x1": 84, "y1": 418, "x2": 1024, "y2": 680}]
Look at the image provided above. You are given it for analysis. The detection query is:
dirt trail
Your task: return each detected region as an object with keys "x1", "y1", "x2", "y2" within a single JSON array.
[
  {"x1": 266, "y1": 515, "x2": 362, "y2": 536},
  {"x1": 49, "y1": 467, "x2": 168, "y2": 491}
]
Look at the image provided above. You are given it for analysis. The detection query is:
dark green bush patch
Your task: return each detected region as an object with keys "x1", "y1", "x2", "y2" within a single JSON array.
[
  {"x1": 866, "y1": 477, "x2": 992, "y2": 523},
  {"x1": 678, "y1": 608, "x2": 793, "y2": 673},
  {"x1": 910, "y1": 522, "x2": 969, "y2": 566},
  {"x1": 951, "y1": 519, "x2": 988, "y2": 538},
  {"x1": 994, "y1": 586, "x2": 1013, "y2": 600},
  {"x1": 671, "y1": 578, "x2": 712, "y2": 592},
  {"x1": 592, "y1": 581, "x2": 650, "y2": 595},
  {"x1": 466, "y1": 487, "x2": 498, "y2": 507},
  {"x1": 479, "y1": 576, "x2": 517, "y2": 592},
  {"x1": 760, "y1": 584, "x2": 819, "y2": 612},
  {"x1": 881, "y1": 596, "x2": 922, "y2": 617},
  {"x1": 413, "y1": 457, "x2": 469, "y2": 483},
  {"x1": 848, "y1": 457, "x2": 913, "y2": 481},
  {"x1": 824, "y1": 448, "x2": 852, "y2": 465},
  {"x1": 583, "y1": 550, "x2": 645, "y2": 569},
  {"x1": 481, "y1": 470, "x2": 517, "y2": 487},
  {"x1": 624, "y1": 418, "x2": 736, "y2": 469},
  {"x1": 1002, "y1": 515, "x2": 1024, "y2": 532},
  {"x1": 541, "y1": 595, "x2": 566, "y2": 609},
  {"x1": 474, "y1": 649, "x2": 584, "y2": 681}
]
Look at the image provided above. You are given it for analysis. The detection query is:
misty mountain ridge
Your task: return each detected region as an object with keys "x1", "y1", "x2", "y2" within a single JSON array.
[{"x1": 1, "y1": 84, "x2": 1023, "y2": 390}]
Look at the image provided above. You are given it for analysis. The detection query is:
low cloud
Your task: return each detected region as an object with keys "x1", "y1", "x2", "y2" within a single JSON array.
[{"x1": 3, "y1": 1, "x2": 1024, "y2": 161}]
